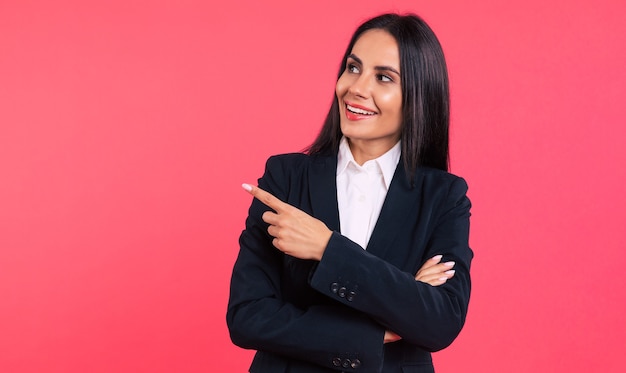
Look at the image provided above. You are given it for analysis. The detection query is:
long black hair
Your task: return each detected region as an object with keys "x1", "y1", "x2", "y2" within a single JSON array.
[{"x1": 306, "y1": 13, "x2": 450, "y2": 180}]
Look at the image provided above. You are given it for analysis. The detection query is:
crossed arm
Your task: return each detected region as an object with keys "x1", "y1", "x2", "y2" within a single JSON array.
[{"x1": 241, "y1": 183, "x2": 457, "y2": 344}]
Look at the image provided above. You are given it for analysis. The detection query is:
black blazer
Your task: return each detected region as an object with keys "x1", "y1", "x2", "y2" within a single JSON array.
[{"x1": 227, "y1": 152, "x2": 473, "y2": 373}]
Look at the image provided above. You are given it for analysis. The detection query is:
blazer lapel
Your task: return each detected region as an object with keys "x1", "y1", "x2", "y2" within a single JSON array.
[
  {"x1": 366, "y1": 163, "x2": 421, "y2": 259},
  {"x1": 308, "y1": 154, "x2": 341, "y2": 232}
]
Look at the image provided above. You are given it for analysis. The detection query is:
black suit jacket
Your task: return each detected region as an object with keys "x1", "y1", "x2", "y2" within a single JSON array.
[{"x1": 227, "y1": 152, "x2": 472, "y2": 373}]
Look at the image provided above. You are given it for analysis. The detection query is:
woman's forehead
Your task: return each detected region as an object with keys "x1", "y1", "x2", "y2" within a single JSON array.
[{"x1": 350, "y1": 29, "x2": 400, "y2": 69}]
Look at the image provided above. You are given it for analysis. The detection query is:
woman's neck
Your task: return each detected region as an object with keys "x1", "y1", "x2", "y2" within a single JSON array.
[{"x1": 347, "y1": 138, "x2": 399, "y2": 166}]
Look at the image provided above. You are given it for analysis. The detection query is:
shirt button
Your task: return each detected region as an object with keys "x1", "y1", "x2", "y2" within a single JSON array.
[
  {"x1": 351, "y1": 359, "x2": 361, "y2": 368},
  {"x1": 330, "y1": 282, "x2": 339, "y2": 294},
  {"x1": 332, "y1": 357, "x2": 342, "y2": 367}
]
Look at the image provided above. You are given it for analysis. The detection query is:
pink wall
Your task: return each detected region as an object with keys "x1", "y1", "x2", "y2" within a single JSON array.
[{"x1": 1, "y1": 0, "x2": 625, "y2": 372}]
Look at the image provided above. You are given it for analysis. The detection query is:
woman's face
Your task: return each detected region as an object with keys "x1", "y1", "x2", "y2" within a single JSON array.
[{"x1": 336, "y1": 29, "x2": 403, "y2": 158}]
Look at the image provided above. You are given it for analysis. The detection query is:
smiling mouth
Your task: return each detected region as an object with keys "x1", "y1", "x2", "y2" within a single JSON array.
[{"x1": 346, "y1": 104, "x2": 376, "y2": 116}]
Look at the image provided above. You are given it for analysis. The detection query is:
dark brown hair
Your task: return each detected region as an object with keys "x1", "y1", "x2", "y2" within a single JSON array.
[{"x1": 306, "y1": 13, "x2": 450, "y2": 181}]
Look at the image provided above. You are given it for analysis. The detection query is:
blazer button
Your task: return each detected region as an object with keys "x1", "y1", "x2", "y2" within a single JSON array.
[
  {"x1": 338, "y1": 287, "x2": 347, "y2": 297},
  {"x1": 342, "y1": 359, "x2": 351, "y2": 368},
  {"x1": 330, "y1": 282, "x2": 339, "y2": 294},
  {"x1": 332, "y1": 357, "x2": 342, "y2": 367},
  {"x1": 346, "y1": 291, "x2": 356, "y2": 302},
  {"x1": 351, "y1": 359, "x2": 361, "y2": 368}
]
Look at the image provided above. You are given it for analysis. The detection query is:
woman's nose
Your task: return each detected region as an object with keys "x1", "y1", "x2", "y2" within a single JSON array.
[{"x1": 347, "y1": 74, "x2": 371, "y2": 98}]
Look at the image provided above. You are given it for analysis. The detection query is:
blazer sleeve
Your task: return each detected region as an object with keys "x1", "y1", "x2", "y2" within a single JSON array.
[
  {"x1": 309, "y1": 176, "x2": 472, "y2": 351},
  {"x1": 226, "y1": 156, "x2": 386, "y2": 373}
]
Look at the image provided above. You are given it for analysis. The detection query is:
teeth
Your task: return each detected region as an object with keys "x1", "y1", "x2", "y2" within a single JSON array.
[{"x1": 346, "y1": 104, "x2": 375, "y2": 115}]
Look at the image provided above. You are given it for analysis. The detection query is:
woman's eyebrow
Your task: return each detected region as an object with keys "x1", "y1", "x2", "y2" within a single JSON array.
[
  {"x1": 347, "y1": 53, "x2": 400, "y2": 76},
  {"x1": 347, "y1": 54, "x2": 363, "y2": 65},
  {"x1": 375, "y1": 65, "x2": 401, "y2": 76}
]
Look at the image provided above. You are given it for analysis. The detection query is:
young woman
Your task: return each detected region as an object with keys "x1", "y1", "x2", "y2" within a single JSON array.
[{"x1": 227, "y1": 13, "x2": 472, "y2": 373}]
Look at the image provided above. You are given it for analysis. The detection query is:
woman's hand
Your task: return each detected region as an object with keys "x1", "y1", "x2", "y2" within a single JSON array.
[
  {"x1": 384, "y1": 255, "x2": 455, "y2": 344},
  {"x1": 242, "y1": 183, "x2": 332, "y2": 261},
  {"x1": 384, "y1": 330, "x2": 402, "y2": 344},
  {"x1": 415, "y1": 255, "x2": 456, "y2": 285}
]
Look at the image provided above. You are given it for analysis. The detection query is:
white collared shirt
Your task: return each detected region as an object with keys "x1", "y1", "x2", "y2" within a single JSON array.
[{"x1": 336, "y1": 137, "x2": 401, "y2": 249}]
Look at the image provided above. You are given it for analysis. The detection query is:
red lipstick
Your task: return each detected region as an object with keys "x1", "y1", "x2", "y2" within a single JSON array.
[{"x1": 344, "y1": 101, "x2": 377, "y2": 121}]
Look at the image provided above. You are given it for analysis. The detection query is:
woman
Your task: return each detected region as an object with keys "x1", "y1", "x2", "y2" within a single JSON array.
[{"x1": 227, "y1": 13, "x2": 472, "y2": 373}]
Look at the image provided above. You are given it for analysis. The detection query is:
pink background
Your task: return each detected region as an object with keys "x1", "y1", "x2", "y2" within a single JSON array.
[{"x1": 1, "y1": 0, "x2": 625, "y2": 372}]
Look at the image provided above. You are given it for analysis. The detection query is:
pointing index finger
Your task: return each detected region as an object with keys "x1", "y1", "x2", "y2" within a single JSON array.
[{"x1": 242, "y1": 183, "x2": 288, "y2": 212}]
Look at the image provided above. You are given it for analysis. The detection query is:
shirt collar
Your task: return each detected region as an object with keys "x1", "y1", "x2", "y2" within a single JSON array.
[{"x1": 337, "y1": 137, "x2": 401, "y2": 189}]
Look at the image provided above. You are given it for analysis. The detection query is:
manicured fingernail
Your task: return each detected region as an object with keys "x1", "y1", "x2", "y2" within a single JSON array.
[
  {"x1": 432, "y1": 255, "x2": 443, "y2": 261},
  {"x1": 242, "y1": 183, "x2": 253, "y2": 192},
  {"x1": 439, "y1": 277, "x2": 448, "y2": 282},
  {"x1": 445, "y1": 270, "x2": 455, "y2": 276},
  {"x1": 444, "y1": 261, "x2": 455, "y2": 267}
]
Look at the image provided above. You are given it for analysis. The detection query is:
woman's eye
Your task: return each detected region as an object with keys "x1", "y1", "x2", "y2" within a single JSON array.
[
  {"x1": 347, "y1": 64, "x2": 360, "y2": 73},
  {"x1": 377, "y1": 74, "x2": 393, "y2": 82}
]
